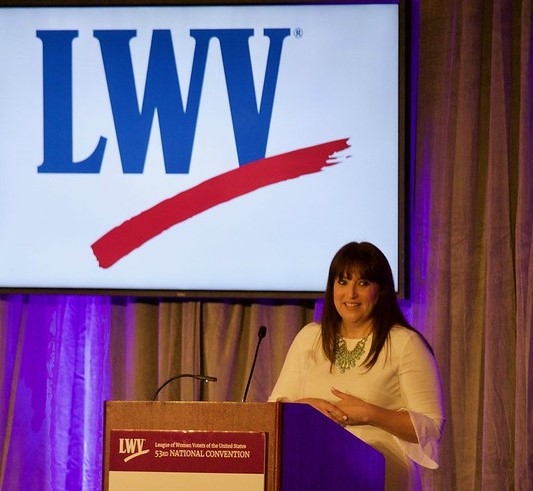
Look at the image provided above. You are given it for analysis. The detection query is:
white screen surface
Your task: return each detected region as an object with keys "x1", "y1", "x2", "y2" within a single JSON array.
[{"x1": 0, "y1": 3, "x2": 400, "y2": 296}]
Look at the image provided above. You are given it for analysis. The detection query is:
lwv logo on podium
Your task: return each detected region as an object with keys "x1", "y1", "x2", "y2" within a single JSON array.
[{"x1": 119, "y1": 437, "x2": 150, "y2": 462}]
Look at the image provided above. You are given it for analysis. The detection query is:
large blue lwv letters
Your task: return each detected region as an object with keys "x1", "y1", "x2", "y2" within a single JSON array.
[{"x1": 37, "y1": 28, "x2": 290, "y2": 174}]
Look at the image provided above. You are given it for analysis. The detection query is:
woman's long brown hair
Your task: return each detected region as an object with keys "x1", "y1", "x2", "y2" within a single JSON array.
[{"x1": 320, "y1": 242, "x2": 433, "y2": 369}]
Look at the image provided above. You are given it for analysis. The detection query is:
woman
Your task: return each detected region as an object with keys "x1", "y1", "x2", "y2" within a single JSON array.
[{"x1": 268, "y1": 242, "x2": 445, "y2": 490}]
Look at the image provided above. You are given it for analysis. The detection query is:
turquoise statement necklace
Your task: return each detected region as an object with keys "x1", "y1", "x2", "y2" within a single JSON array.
[{"x1": 335, "y1": 334, "x2": 368, "y2": 373}]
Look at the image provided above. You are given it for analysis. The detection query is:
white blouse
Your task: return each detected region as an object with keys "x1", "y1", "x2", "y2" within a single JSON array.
[{"x1": 268, "y1": 322, "x2": 445, "y2": 491}]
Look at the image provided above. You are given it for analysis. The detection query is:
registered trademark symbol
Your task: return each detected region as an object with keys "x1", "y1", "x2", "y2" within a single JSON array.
[{"x1": 293, "y1": 27, "x2": 303, "y2": 38}]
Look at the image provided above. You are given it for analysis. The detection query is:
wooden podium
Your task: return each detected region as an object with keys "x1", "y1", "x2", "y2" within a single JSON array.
[{"x1": 103, "y1": 401, "x2": 385, "y2": 490}]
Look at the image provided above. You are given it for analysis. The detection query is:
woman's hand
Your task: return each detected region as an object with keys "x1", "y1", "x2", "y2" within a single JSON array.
[
  {"x1": 330, "y1": 387, "x2": 419, "y2": 443},
  {"x1": 330, "y1": 387, "x2": 372, "y2": 425},
  {"x1": 296, "y1": 397, "x2": 348, "y2": 426}
]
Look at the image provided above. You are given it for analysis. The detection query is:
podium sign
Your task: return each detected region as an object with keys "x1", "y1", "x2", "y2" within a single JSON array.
[{"x1": 108, "y1": 430, "x2": 266, "y2": 490}]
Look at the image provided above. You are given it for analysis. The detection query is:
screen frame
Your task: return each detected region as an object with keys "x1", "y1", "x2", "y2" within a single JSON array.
[{"x1": 0, "y1": 0, "x2": 410, "y2": 300}]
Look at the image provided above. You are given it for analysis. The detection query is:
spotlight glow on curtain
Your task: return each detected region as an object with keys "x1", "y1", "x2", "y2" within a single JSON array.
[{"x1": 0, "y1": 295, "x2": 112, "y2": 490}]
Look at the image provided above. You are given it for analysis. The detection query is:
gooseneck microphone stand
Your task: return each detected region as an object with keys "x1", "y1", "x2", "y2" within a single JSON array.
[{"x1": 152, "y1": 373, "x2": 217, "y2": 401}]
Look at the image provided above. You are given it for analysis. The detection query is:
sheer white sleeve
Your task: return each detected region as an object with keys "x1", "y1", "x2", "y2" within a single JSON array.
[{"x1": 394, "y1": 330, "x2": 446, "y2": 468}]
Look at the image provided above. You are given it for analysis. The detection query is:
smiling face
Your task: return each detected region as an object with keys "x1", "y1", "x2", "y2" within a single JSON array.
[{"x1": 333, "y1": 270, "x2": 380, "y2": 337}]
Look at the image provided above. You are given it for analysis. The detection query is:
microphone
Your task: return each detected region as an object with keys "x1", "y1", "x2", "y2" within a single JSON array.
[
  {"x1": 152, "y1": 373, "x2": 217, "y2": 401},
  {"x1": 242, "y1": 325, "x2": 267, "y2": 402}
]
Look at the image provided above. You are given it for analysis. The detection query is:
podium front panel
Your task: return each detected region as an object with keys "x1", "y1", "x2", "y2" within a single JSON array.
[{"x1": 103, "y1": 401, "x2": 282, "y2": 491}]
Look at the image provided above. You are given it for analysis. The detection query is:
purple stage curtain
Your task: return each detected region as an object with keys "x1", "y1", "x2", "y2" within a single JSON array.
[
  {"x1": 414, "y1": 0, "x2": 533, "y2": 489},
  {"x1": 0, "y1": 295, "x2": 112, "y2": 490}
]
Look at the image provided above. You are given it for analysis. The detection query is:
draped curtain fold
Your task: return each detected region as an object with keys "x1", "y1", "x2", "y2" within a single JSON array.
[
  {"x1": 1, "y1": 1, "x2": 532, "y2": 490},
  {"x1": 413, "y1": 1, "x2": 533, "y2": 489},
  {"x1": 0, "y1": 295, "x2": 113, "y2": 490}
]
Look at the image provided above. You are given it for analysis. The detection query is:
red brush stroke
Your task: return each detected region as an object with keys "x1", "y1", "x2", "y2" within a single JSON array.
[{"x1": 91, "y1": 139, "x2": 350, "y2": 268}]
